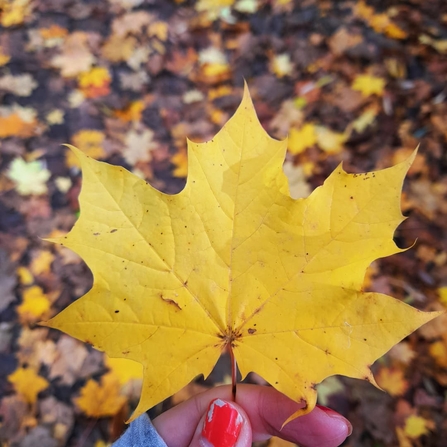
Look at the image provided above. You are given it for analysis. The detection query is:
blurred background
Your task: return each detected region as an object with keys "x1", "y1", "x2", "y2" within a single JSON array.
[{"x1": 0, "y1": 1, "x2": 446, "y2": 446}]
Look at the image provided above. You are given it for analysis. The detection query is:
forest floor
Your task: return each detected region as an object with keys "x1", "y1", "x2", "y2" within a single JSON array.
[{"x1": 0, "y1": 1, "x2": 447, "y2": 446}]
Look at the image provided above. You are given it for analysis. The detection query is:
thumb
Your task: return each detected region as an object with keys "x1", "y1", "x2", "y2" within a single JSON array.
[{"x1": 188, "y1": 398, "x2": 252, "y2": 447}]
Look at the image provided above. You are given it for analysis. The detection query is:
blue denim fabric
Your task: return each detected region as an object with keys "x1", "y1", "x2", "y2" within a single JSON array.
[{"x1": 112, "y1": 414, "x2": 168, "y2": 447}]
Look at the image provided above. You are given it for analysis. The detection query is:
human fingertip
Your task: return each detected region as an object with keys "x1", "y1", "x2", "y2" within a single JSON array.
[
  {"x1": 201, "y1": 398, "x2": 244, "y2": 447},
  {"x1": 316, "y1": 405, "x2": 352, "y2": 437}
]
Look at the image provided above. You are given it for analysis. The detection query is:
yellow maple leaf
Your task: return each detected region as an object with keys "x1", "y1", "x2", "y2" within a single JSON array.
[
  {"x1": 18, "y1": 285, "x2": 51, "y2": 322},
  {"x1": 42, "y1": 86, "x2": 441, "y2": 423},
  {"x1": 8, "y1": 367, "x2": 49, "y2": 404},
  {"x1": 75, "y1": 372, "x2": 127, "y2": 418},
  {"x1": 352, "y1": 74, "x2": 386, "y2": 97},
  {"x1": 288, "y1": 123, "x2": 317, "y2": 155},
  {"x1": 404, "y1": 415, "x2": 430, "y2": 438}
]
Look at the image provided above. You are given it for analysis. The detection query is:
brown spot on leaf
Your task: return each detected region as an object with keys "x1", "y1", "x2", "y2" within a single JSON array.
[
  {"x1": 110, "y1": 229, "x2": 118, "y2": 233},
  {"x1": 160, "y1": 294, "x2": 182, "y2": 310},
  {"x1": 248, "y1": 328, "x2": 256, "y2": 335},
  {"x1": 93, "y1": 232, "x2": 100, "y2": 236}
]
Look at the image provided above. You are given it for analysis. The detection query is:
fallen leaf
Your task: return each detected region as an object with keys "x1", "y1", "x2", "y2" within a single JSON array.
[
  {"x1": 46, "y1": 109, "x2": 65, "y2": 125},
  {"x1": 352, "y1": 74, "x2": 386, "y2": 97},
  {"x1": 351, "y1": 105, "x2": 379, "y2": 133},
  {"x1": 315, "y1": 125, "x2": 349, "y2": 154},
  {"x1": 51, "y1": 32, "x2": 95, "y2": 78},
  {"x1": 429, "y1": 340, "x2": 447, "y2": 368},
  {"x1": 123, "y1": 127, "x2": 157, "y2": 165},
  {"x1": 288, "y1": 123, "x2": 317, "y2": 155},
  {"x1": 196, "y1": 0, "x2": 235, "y2": 20},
  {"x1": 8, "y1": 367, "x2": 49, "y2": 404},
  {"x1": 316, "y1": 376, "x2": 345, "y2": 407},
  {"x1": 0, "y1": 105, "x2": 39, "y2": 138},
  {"x1": 172, "y1": 148, "x2": 188, "y2": 178},
  {"x1": 6, "y1": 158, "x2": 51, "y2": 195},
  {"x1": 49, "y1": 336, "x2": 88, "y2": 386},
  {"x1": 30, "y1": 250, "x2": 54, "y2": 276},
  {"x1": 328, "y1": 27, "x2": 363, "y2": 56},
  {"x1": 43, "y1": 87, "x2": 441, "y2": 422},
  {"x1": 113, "y1": 101, "x2": 144, "y2": 123},
  {"x1": 0, "y1": 74, "x2": 37, "y2": 97},
  {"x1": 75, "y1": 372, "x2": 127, "y2": 418},
  {"x1": 67, "y1": 130, "x2": 106, "y2": 168},
  {"x1": 17, "y1": 286, "x2": 51, "y2": 323},
  {"x1": 0, "y1": 0, "x2": 33, "y2": 27},
  {"x1": 404, "y1": 415, "x2": 431, "y2": 438},
  {"x1": 78, "y1": 67, "x2": 112, "y2": 99},
  {"x1": 388, "y1": 342, "x2": 415, "y2": 365},
  {"x1": 101, "y1": 35, "x2": 137, "y2": 63},
  {"x1": 272, "y1": 54, "x2": 293, "y2": 78},
  {"x1": 376, "y1": 367, "x2": 409, "y2": 396}
]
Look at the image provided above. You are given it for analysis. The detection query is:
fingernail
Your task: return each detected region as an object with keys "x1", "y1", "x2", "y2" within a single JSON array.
[
  {"x1": 317, "y1": 405, "x2": 353, "y2": 436},
  {"x1": 201, "y1": 398, "x2": 243, "y2": 447}
]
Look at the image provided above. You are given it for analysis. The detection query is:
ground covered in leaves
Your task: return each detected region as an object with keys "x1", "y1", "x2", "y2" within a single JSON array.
[{"x1": 0, "y1": 1, "x2": 447, "y2": 446}]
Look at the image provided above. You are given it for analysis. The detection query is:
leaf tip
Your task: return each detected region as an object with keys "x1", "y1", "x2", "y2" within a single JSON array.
[{"x1": 280, "y1": 391, "x2": 317, "y2": 429}]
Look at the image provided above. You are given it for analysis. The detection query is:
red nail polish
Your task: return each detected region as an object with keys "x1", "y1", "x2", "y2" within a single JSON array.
[{"x1": 202, "y1": 399, "x2": 243, "y2": 447}]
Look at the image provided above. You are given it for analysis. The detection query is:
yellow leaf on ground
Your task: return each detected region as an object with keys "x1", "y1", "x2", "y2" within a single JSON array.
[
  {"x1": 75, "y1": 373, "x2": 127, "y2": 418},
  {"x1": 351, "y1": 105, "x2": 379, "y2": 133},
  {"x1": 429, "y1": 340, "x2": 447, "y2": 368},
  {"x1": 172, "y1": 149, "x2": 188, "y2": 178},
  {"x1": 18, "y1": 285, "x2": 51, "y2": 322},
  {"x1": 288, "y1": 123, "x2": 317, "y2": 154},
  {"x1": 272, "y1": 54, "x2": 293, "y2": 78},
  {"x1": 404, "y1": 415, "x2": 430, "y2": 438},
  {"x1": 8, "y1": 367, "x2": 49, "y2": 404},
  {"x1": 42, "y1": 86, "x2": 442, "y2": 422},
  {"x1": 30, "y1": 250, "x2": 54, "y2": 276},
  {"x1": 78, "y1": 67, "x2": 111, "y2": 99},
  {"x1": 67, "y1": 130, "x2": 106, "y2": 168},
  {"x1": 376, "y1": 367, "x2": 408, "y2": 396},
  {"x1": 105, "y1": 355, "x2": 143, "y2": 385},
  {"x1": 17, "y1": 266, "x2": 34, "y2": 285},
  {"x1": 315, "y1": 125, "x2": 349, "y2": 153},
  {"x1": 438, "y1": 287, "x2": 447, "y2": 306},
  {"x1": 0, "y1": 0, "x2": 32, "y2": 27},
  {"x1": 352, "y1": 74, "x2": 386, "y2": 97}
]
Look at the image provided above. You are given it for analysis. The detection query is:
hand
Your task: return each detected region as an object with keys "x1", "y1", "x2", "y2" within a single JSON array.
[{"x1": 153, "y1": 384, "x2": 352, "y2": 447}]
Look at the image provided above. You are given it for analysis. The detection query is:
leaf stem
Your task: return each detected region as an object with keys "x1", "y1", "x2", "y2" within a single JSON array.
[{"x1": 229, "y1": 343, "x2": 237, "y2": 402}]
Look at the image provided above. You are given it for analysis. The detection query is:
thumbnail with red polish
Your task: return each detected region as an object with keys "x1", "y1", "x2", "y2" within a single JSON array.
[{"x1": 201, "y1": 398, "x2": 243, "y2": 447}]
